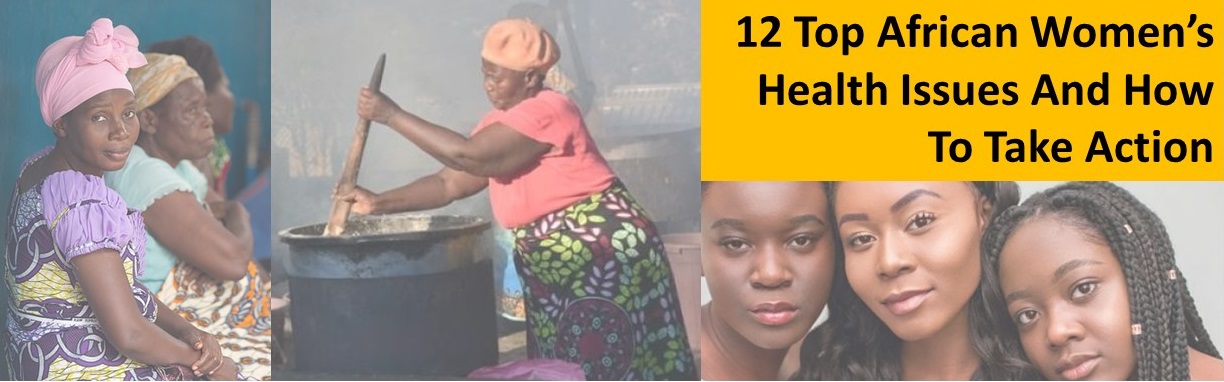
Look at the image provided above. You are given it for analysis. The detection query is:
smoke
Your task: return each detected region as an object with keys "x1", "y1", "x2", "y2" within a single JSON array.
[{"x1": 270, "y1": 0, "x2": 701, "y2": 282}]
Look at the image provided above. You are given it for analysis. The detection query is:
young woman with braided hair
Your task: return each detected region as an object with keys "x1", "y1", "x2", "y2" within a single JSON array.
[
  {"x1": 794, "y1": 182, "x2": 1039, "y2": 380},
  {"x1": 982, "y1": 182, "x2": 1224, "y2": 380}
]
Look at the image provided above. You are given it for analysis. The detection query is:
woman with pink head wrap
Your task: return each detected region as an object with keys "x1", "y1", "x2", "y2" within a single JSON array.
[
  {"x1": 7, "y1": 18, "x2": 239, "y2": 380},
  {"x1": 335, "y1": 18, "x2": 695, "y2": 380}
]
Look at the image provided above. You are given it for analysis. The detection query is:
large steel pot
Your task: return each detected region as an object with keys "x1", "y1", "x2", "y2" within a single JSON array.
[{"x1": 279, "y1": 214, "x2": 497, "y2": 377}]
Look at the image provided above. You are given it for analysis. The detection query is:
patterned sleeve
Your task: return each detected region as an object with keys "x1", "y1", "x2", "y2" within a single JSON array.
[{"x1": 40, "y1": 171, "x2": 140, "y2": 261}]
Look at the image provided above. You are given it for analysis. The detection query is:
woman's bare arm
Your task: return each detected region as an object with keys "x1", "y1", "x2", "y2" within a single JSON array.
[
  {"x1": 340, "y1": 167, "x2": 489, "y2": 215},
  {"x1": 72, "y1": 249, "x2": 198, "y2": 367},
  {"x1": 357, "y1": 88, "x2": 551, "y2": 177},
  {"x1": 143, "y1": 191, "x2": 252, "y2": 281}
]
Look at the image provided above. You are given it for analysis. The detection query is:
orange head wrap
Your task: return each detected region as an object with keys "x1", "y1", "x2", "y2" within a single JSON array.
[{"x1": 481, "y1": 18, "x2": 560, "y2": 72}]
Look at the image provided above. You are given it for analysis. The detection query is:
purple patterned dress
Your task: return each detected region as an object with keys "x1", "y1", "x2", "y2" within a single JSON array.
[{"x1": 4, "y1": 148, "x2": 187, "y2": 380}]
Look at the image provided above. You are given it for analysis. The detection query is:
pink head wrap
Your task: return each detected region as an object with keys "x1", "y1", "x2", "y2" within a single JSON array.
[
  {"x1": 35, "y1": 18, "x2": 147, "y2": 127},
  {"x1": 481, "y1": 18, "x2": 560, "y2": 72}
]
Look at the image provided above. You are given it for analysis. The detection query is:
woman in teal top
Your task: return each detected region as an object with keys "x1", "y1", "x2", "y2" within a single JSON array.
[
  {"x1": 104, "y1": 53, "x2": 272, "y2": 380},
  {"x1": 106, "y1": 143, "x2": 208, "y2": 291}
]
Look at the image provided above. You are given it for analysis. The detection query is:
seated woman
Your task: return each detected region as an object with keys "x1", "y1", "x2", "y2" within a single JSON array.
[
  {"x1": 147, "y1": 36, "x2": 246, "y2": 202},
  {"x1": 103, "y1": 53, "x2": 271, "y2": 380},
  {"x1": 6, "y1": 18, "x2": 236, "y2": 380},
  {"x1": 699, "y1": 182, "x2": 836, "y2": 380},
  {"x1": 982, "y1": 182, "x2": 1224, "y2": 380}
]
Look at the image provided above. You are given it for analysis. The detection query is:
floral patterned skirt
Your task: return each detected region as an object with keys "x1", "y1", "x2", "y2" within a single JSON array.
[
  {"x1": 157, "y1": 261, "x2": 271, "y2": 380},
  {"x1": 511, "y1": 180, "x2": 694, "y2": 380}
]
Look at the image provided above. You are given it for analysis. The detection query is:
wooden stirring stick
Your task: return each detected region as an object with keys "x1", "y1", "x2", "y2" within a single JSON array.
[{"x1": 325, "y1": 53, "x2": 387, "y2": 236}]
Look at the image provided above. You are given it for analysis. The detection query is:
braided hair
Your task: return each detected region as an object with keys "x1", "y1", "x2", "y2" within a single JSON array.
[
  {"x1": 794, "y1": 182, "x2": 1039, "y2": 380},
  {"x1": 980, "y1": 182, "x2": 1219, "y2": 380}
]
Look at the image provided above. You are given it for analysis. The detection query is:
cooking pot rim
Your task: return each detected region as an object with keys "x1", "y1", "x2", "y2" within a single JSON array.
[{"x1": 278, "y1": 213, "x2": 491, "y2": 245}]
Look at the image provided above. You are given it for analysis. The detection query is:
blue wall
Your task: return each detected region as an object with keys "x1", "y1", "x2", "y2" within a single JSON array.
[{"x1": 1, "y1": 0, "x2": 271, "y2": 217}]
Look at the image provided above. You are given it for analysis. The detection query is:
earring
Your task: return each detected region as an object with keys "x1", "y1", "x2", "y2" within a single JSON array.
[{"x1": 1132, "y1": 324, "x2": 1143, "y2": 335}]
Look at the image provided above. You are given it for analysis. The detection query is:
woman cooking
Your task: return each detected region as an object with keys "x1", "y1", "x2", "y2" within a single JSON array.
[{"x1": 334, "y1": 18, "x2": 694, "y2": 380}]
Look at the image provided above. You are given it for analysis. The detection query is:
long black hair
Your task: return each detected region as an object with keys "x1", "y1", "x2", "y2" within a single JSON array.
[
  {"x1": 980, "y1": 182, "x2": 1219, "y2": 380},
  {"x1": 794, "y1": 182, "x2": 1039, "y2": 380}
]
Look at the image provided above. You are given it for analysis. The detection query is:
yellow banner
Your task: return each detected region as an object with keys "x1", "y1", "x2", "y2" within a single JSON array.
[{"x1": 702, "y1": 1, "x2": 1224, "y2": 180}]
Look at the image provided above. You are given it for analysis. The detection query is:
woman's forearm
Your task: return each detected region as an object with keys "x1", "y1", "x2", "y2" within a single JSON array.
[
  {"x1": 115, "y1": 321, "x2": 199, "y2": 367},
  {"x1": 152, "y1": 299, "x2": 198, "y2": 340},
  {"x1": 74, "y1": 251, "x2": 199, "y2": 367},
  {"x1": 374, "y1": 174, "x2": 453, "y2": 214},
  {"x1": 220, "y1": 205, "x2": 254, "y2": 262},
  {"x1": 125, "y1": 298, "x2": 199, "y2": 366},
  {"x1": 385, "y1": 110, "x2": 474, "y2": 171}
]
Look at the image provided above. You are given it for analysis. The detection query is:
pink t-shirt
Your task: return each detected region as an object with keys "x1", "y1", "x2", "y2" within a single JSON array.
[{"x1": 472, "y1": 89, "x2": 615, "y2": 228}]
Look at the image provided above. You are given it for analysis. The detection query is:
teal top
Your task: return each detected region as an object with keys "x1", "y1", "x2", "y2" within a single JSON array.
[{"x1": 104, "y1": 145, "x2": 208, "y2": 292}]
